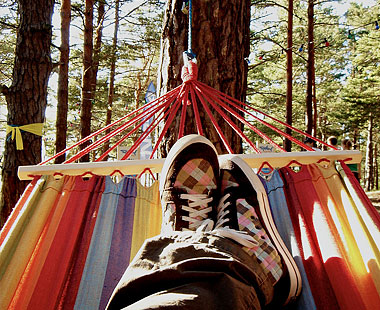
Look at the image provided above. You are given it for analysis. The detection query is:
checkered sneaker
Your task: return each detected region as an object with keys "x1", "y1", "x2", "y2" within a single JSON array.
[
  {"x1": 217, "y1": 154, "x2": 302, "y2": 307},
  {"x1": 218, "y1": 169, "x2": 282, "y2": 283},
  {"x1": 160, "y1": 135, "x2": 219, "y2": 232},
  {"x1": 237, "y1": 198, "x2": 282, "y2": 283}
]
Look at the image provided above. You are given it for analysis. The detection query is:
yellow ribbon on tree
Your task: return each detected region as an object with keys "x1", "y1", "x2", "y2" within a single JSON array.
[{"x1": 6, "y1": 123, "x2": 44, "y2": 150}]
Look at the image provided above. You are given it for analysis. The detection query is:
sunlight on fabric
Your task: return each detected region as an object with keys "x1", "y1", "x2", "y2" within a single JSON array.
[
  {"x1": 299, "y1": 214, "x2": 312, "y2": 260},
  {"x1": 339, "y1": 171, "x2": 380, "y2": 249},
  {"x1": 326, "y1": 197, "x2": 349, "y2": 253},
  {"x1": 290, "y1": 234, "x2": 300, "y2": 257},
  {"x1": 340, "y1": 189, "x2": 379, "y2": 274},
  {"x1": 312, "y1": 202, "x2": 340, "y2": 263}
]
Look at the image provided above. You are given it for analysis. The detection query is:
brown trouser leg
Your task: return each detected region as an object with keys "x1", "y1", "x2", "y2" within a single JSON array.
[{"x1": 107, "y1": 231, "x2": 273, "y2": 310}]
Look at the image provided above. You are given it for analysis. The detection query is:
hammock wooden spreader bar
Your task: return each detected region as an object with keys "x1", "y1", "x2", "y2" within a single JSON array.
[{"x1": 18, "y1": 150, "x2": 361, "y2": 180}]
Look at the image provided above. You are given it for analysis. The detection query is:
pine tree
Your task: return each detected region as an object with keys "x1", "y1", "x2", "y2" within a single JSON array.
[
  {"x1": 55, "y1": 0, "x2": 71, "y2": 164},
  {"x1": 80, "y1": 0, "x2": 94, "y2": 162},
  {"x1": 0, "y1": 0, "x2": 55, "y2": 227},
  {"x1": 158, "y1": 0, "x2": 251, "y2": 155}
]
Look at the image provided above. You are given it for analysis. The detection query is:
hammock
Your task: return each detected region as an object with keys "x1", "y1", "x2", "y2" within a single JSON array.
[
  {"x1": 0, "y1": 50, "x2": 376, "y2": 310},
  {"x1": 0, "y1": 175, "x2": 161, "y2": 309},
  {"x1": 1, "y1": 159, "x2": 380, "y2": 309}
]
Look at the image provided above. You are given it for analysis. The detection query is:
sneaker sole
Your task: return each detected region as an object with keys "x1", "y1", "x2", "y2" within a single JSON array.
[
  {"x1": 159, "y1": 134, "x2": 218, "y2": 193},
  {"x1": 219, "y1": 154, "x2": 302, "y2": 305}
]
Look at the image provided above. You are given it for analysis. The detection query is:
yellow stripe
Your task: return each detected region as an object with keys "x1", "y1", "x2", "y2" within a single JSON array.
[
  {"x1": 0, "y1": 176, "x2": 64, "y2": 309},
  {"x1": 130, "y1": 181, "x2": 161, "y2": 262}
]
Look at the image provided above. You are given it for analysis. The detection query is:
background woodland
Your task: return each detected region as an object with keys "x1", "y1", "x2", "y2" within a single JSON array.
[{"x1": 0, "y1": 0, "x2": 379, "y2": 225}]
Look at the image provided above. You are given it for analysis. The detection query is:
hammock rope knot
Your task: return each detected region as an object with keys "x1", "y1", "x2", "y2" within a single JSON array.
[{"x1": 181, "y1": 60, "x2": 198, "y2": 83}]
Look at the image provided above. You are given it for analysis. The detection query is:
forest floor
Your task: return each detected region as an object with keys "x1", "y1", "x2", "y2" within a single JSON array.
[{"x1": 366, "y1": 190, "x2": 380, "y2": 212}]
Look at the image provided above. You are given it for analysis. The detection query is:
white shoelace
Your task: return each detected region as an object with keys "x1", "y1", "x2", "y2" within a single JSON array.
[
  {"x1": 212, "y1": 193, "x2": 259, "y2": 248},
  {"x1": 180, "y1": 193, "x2": 214, "y2": 231},
  {"x1": 215, "y1": 193, "x2": 232, "y2": 229},
  {"x1": 180, "y1": 192, "x2": 259, "y2": 248}
]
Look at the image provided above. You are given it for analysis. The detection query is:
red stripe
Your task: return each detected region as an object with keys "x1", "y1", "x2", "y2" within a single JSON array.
[{"x1": 26, "y1": 177, "x2": 101, "y2": 309}]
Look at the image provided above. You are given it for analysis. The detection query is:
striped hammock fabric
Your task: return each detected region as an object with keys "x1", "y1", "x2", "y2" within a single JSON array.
[
  {"x1": 1, "y1": 161, "x2": 379, "y2": 309},
  {"x1": 0, "y1": 175, "x2": 161, "y2": 310}
]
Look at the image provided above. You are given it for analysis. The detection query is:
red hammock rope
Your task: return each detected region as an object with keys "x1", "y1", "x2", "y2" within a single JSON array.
[{"x1": 40, "y1": 60, "x2": 336, "y2": 164}]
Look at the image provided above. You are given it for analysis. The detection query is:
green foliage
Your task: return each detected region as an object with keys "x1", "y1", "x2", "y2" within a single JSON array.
[
  {"x1": 247, "y1": 0, "x2": 380, "y2": 150},
  {"x1": 0, "y1": 0, "x2": 378, "y2": 180},
  {"x1": 338, "y1": 2, "x2": 380, "y2": 151},
  {"x1": 0, "y1": 1, "x2": 17, "y2": 158},
  {"x1": 50, "y1": 0, "x2": 164, "y2": 160},
  {"x1": 0, "y1": 2, "x2": 17, "y2": 90}
]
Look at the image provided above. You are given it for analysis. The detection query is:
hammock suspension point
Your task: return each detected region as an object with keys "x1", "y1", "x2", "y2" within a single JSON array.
[{"x1": 18, "y1": 0, "x2": 360, "y2": 179}]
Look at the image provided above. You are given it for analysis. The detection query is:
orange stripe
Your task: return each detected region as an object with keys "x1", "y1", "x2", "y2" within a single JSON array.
[
  {"x1": 9, "y1": 176, "x2": 75, "y2": 309},
  {"x1": 0, "y1": 176, "x2": 42, "y2": 246}
]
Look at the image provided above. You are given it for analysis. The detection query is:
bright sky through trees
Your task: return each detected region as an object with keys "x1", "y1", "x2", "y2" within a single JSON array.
[{"x1": 249, "y1": 0, "x2": 377, "y2": 59}]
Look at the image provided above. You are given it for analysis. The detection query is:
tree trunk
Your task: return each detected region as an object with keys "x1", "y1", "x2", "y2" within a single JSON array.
[
  {"x1": 312, "y1": 78, "x2": 317, "y2": 136},
  {"x1": 91, "y1": 0, "x2": 105, "y2": 103},
  {"x1": 285, "y1": 0, "x2": 293, "y2": 152},
  {"x1": 103, "y1": 0, "x2": 119, "y2": 158},
  {"x1": 0, "y1": 0, "x2": 54, "y2": 227},
  {"x1": 306, "y1": 0, "x2": 314, "y2": 135},
  {"x1": 374, "y1": 143, "x2": 378, "y2": 190},
  {"x1": 353, "y1": 127, "x2": 358, "y2": 149},
  {"x1": 80, "y1": 0, "x2": 94, "y2": 162},
  {"x1": 365, "y1": 113, "x2": 374, "y2": 191},
  {"x1": 89, "y1": 0, "x2": 105, "y2": 161},
  {"x1": 55, "y1": 0, "x2": 71, "y2": 164},
  {"x1": 158, "y1": 0, "x2": 250, "y2": 156}
]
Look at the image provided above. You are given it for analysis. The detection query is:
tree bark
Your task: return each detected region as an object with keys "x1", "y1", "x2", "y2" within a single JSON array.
[
  {"x1": 374, "y1": 143, "x2": 378, "y2": 190},
  {"x1": 80, "y1": 0, "x2": 94, "y2": 162},
  {"x1": 306, "y1": 0, "x2": 314, "y2": 135},
  {"x1": 55, "y1": 0, "x2": 71, "y2": 164},
  {"x1": 312, "y1": 77, "x2": 317, "y2": 136},
  {"x1": 0, "y1": 0, "x2": 54, "y2": 227},
  {"x1": 365, "y1": 113, "x2": 374, "y2": 191},
  {"x1": 91, "y1": 0, "x2": 105, "y2": 104},
  {"x1": 158, "y1": 0, "x2": 250, "y2": 156},
  {"x1": 103, "y1": 0, "x2": 119, "y2": 158},
  {"x1": 89, "y1": 0, "x2": 105, "y2": 161},
  {"x1": 285, "y1": 0, "x2": 293, "y2": 152}
]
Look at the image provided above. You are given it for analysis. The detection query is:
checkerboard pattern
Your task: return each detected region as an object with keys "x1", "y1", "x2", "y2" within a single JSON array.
[
  {"x1": 221, "y1": 170, "x2": 283, "y2": 284},
  {"x1": 174, "y1": 159, "x2": 217, "y2": 195},
  {"x1": 237, "y1": 199, "x2": 283, "y2": 284}
]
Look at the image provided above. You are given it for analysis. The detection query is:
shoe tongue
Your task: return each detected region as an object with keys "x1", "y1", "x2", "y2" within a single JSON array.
[
  {"x1": 220, "y1": 170, "x2": 242, "y2": 230},
  {"x1": 220, "y1": 170, "x2": 239, "y2": 193},
  {"x1": 224, "y1": 190, "x2": 239, "y2": 230},
  {"x1": 227, "y1": 194, "x2": 239, "y2": 230},
  {"x1": 174, "y1": 158, "x2": 217, "y2": 195}
]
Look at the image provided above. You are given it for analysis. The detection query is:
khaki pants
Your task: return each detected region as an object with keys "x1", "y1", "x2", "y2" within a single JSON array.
[{"x1": 107, "y1": 231, "x2": 273, "y2": 310}]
